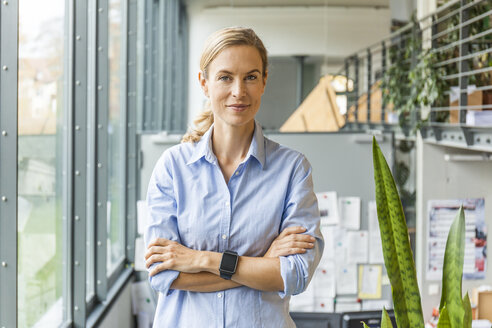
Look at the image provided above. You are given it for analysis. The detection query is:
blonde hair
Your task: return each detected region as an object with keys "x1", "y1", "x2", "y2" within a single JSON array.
[{"x1": 181, "y1": 27, "x2": 268, "y2": 143}]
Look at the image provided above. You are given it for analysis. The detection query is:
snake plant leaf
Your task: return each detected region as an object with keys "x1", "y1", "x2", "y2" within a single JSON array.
[
  {"x1": 362, "y1": 322, "x2": 370, "y2": 328},
  {"x1": 439, "y1": 206, "x2": 465, "y2": 328},
  {"x1": 437, "y1": 304, "x2": 451, "y2": 328},
  {"x1": 381, "y1": 308, "x2": 394, "y2": 328},
  {"x1": 463, "y1": 292, "x2": 472, "y2": 328},
  {"x1": 372, "y1": 137, "x2": 424, "y2": 328}
]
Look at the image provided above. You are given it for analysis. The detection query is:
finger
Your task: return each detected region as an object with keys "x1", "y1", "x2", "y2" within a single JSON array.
[
  {"x1": 149, "y1": 262, "x2": 170, "y2": 276},
  {"x1": 144, "y1": 246, "x2": 166, "y2": 260},
  {"x1": 148, "y1": 238, "x2": 172, "y2": 247},
  {"x1": 284, "y1": 248, "x2": 307, "y2": 256},
  {"x1": 286, "y1": 233, "x2": 315, "y2": 242},
  {"x1": 279, "y1": 226, "x2": 306, "y2": 237},
  {"x1": 287, "y1": 241, "x2": 315, "y2": 249},
  {"x1": 146, "y1": 254, "x2": 163, "y2": 268}
]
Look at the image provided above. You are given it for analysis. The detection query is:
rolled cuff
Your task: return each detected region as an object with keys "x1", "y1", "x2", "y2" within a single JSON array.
[
  {"x1": 148, "y1": 268, "x2": 180, "y2": 296},
  {"x1": 278, "y1": 255, "x2": 306, "y2": 299}
]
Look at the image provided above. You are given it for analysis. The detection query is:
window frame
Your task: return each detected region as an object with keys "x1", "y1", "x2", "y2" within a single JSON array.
[{"x1": 0, "y1": 1, "x2": 19, "y2": 327}]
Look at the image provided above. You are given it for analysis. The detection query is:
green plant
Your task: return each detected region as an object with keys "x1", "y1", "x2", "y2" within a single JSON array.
[{"x1": 369, "y1": 137, "x2": 472, "y2": 328}]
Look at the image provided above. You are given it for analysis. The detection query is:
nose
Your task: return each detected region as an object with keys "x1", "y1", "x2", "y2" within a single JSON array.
[{"x1": 232, "y1": 79, "x2": 246, "y2": 98}]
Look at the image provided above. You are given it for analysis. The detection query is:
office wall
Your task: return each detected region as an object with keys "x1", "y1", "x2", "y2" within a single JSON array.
[
  {"x1": 98, "y1": 280, "x2": 135, "y2": 328},
  {"x1": 416, "y1": 140, "x2": 492, "y2": 321},
  {"x1": 186, "y1": 5, "x2": 391, "y2": 126}
]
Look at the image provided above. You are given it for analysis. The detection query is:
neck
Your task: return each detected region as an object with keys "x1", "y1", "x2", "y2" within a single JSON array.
[{"x1": 212, "y1": 120, "x2": 255, "y2": 165}]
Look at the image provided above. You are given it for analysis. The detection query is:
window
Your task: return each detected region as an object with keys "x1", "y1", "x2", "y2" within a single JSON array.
[
  {"x1": 0, "y1": 0, "x2": 168, "y2": 325},
  {"x1": 107, "y1": 0, "x2": 126, "y2": 275},
  {"x1": 17, "y1": 0, "x2": 65, "y2": 326}
]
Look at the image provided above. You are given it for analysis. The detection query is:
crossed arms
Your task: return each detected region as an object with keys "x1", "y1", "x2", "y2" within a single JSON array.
[{"x1": 145, "y1": 226, "x2": 316, "y2": 293}]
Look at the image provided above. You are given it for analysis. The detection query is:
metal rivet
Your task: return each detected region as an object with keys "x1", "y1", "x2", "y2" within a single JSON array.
[
  {"x1": 1, "y1": 196, "x2": 6, "y2": 202},
  {"x1": 75, "y1": 170, "x2": 80, "y2": 176},
  {"x1": 75, "y1": 261, "x2": 79, "y2": 266},
  {"x1": 487, "y1": 139, "x2": 491, "y2": 144},
  {"x1": 97, "y1": 241, "x2": 102, "y2": 246},
  {"x1": 1, "y1": 130, "x2": 6, "y2": 136},
  {"x1": 76, "y1": 35, "x2": 81, "y2": 40},
  {"x1": 98, "y1": 7, "x2": 103, "y2": 13},
  {"x1": 2, "y1": 66, "x2": 7, "y2": 71},
  {"x1": 75, "y1": 216, "x2": 79, "y2": 221},
  {"x1": 98, "y1": 124, "x2": 102, "y2": 129},
  {"x1": 3, "y1": 1, "x2": 9, "y2": 5},
  {"x1": 97, "y1": 163, "x2": 102, "y2": 168},
  {"x1": 97, "y1": 202, "x2": 101, "y2": 207},
  {"x1": 75, "y1": 80, "x2": 81, "y2": 86},
  {"x1": 97, "y1": 280, "x2": 101, "y2": 285},
  {"x1": 477, "y1": 138, "x2": 481, "y2": 142},
  {"x1": 98, "y1": 46, "x2": 103, "y2": 52},
  {"x1": 75, "y1": 125, "x2": 80, "y2": 130},
  {"x1": 1, "y1": 262, "x2": 6, "y2": 267},
  {"x1": 74, "y1": 306, "x2": 79, "y2": 311},
  {"x1": 128, "y1": 30, "x2": 133, "y2": 35},
  {"x1": 98, "y1": 85, "x2": 103, "y2": 91}
]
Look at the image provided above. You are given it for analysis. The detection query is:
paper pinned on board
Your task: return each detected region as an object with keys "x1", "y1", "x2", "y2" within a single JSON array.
[
  {"x1": 320, "y1": 225, "x2": 337, "y2": 260},
  {"x1": 314, "y1": 262, "x2": 336, "y2": 298},
  {"x1": 314, "y1": 297, "x2": 335, "y2": 312},
  {"x1": 333, "y1": 227, "x2": 347, "y2": 264},
  {"x1": 335, "y1": 301, "x2": 361, "y2": 313},
  {"x1": 346, "y1": 230, "x2": 369, "y2": 263},
  {"x1": 358, "y1": 264, "x2": 382, "y2": 299},
  {"x1": 362, "y1": 299, "x2": 392, "y2": 311},
  {"x1": 290, "y1": 279, "x2": 315, "y2": 312},
  {"x1": 336, "y1": 263, "x2": 358, "y2": 295},
  {"x1": 368, "y1": 200, "x2": 384, "y2": 263},
  {"x1": 338, "y1": 197, "x2": 361, "y2": 230},
  {"x1": 316, "y1": 191, "x2": 339, "y2": 226}
]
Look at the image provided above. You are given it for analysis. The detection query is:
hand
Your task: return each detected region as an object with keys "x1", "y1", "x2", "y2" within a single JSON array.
[
  {"x1": 145, "y1": 238, "x2": 201, "y2": 276},
  {"x1": 264, "y1": 226, "x2": 315, "y2": 258}
]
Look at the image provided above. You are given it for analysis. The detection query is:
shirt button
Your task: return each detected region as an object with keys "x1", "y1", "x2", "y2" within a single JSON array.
[
  {"x1": 235, "y1": 171, "x2": 240, "y2": 176},
  {"x1": 225, "y1": 201, "x2": 230, "y2": 207},
  {"x1": 221, "y1": 234, "x2": 227, "y2": 240},
  {"x1": 217, "y1": 293, "x2": 222, "y2": 298}
]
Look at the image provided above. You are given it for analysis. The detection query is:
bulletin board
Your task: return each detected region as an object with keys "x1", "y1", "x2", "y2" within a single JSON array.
[{"x1": 267, "y1": 131, "x2": 395, "y2": 313}]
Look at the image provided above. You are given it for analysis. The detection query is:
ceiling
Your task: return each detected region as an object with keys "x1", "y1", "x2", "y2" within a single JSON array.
[{"x1": 184, "y1": 0, "x2": 389, "y2": 9}]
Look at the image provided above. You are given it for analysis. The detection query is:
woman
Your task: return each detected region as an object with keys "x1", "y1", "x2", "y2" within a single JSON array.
[{"x1": 144, "y1": 27, "x2": 323, "y2": 327}]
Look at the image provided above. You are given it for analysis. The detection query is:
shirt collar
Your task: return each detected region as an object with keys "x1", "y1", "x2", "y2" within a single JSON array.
[{"x1": 186, "y1": 120, "x2": 265, "y2": 169}]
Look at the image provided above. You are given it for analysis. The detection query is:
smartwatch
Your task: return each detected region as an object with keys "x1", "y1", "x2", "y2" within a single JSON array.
[{"x1": 219, "y1": 250, "x2": 238, "y2": 280}]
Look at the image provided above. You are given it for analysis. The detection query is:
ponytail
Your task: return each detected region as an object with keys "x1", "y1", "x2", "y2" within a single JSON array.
[{"x1": 181, "y1": 102, "x2": 214, "y2": 143}]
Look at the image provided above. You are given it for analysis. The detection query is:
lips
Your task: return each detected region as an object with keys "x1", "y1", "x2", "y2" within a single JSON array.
[{"x1": 227, "y1": 104, "x2": 250, "y2": 112}]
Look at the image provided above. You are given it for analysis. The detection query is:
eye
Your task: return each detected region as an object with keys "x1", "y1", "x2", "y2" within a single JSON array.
[
  {"x1": 219, "y1": 75, "x2": 231, "y2": 82},
  {"x1": 245, "y1": 75, "x2": 257, "y2": 81}
]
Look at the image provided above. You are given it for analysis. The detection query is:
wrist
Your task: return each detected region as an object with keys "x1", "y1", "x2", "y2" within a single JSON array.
[{"x1": 197, "y1": 251, "x2": 221, "y2": 275}]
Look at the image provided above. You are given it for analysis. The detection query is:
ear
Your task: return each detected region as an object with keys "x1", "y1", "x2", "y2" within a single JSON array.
[
  {"x1": 261, "y1": 70, "x2": 268, "y2": 94},
  {"x1": 198, "y1": 71, "x2": 209, "y2": 98}
]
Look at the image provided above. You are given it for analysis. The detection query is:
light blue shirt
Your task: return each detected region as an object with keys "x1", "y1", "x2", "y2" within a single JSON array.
[{"x1": 145, "y1": 121, "x2": 324, "y2": 328}]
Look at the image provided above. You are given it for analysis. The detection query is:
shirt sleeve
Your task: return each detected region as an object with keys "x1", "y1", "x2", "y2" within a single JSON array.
[
  {"x1": 144, "y1": 151, "x2": 181, "y2": 296},
  {"x1": 278, "y1": 155, "x2": 324, "y2": 298}
]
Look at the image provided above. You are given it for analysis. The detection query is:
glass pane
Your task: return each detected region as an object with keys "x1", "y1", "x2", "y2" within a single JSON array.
[
  {"x1": 107, "y1": 0, "x2": 125, "y2": 274},
  {"x1": 18, "y1": 0, "x2": 65, "y2": 326}
]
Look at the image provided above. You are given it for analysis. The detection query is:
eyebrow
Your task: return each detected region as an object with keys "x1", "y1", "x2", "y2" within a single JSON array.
[{"x1": 216, "y1": 69, "x2": 261, "y2": 75}]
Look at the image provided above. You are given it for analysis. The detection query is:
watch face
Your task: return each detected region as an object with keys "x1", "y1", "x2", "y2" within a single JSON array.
[{"x1": 220, "y1": 252, "x2": 238, "y2": 273}]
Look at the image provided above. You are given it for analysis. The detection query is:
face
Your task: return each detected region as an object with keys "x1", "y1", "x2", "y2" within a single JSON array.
[{"x1": 199, "y1": 45, "x2": 267, "y2": 129}]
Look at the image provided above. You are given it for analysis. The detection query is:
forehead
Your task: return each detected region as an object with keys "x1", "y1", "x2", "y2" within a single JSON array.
[{"x1": 208, "y1": 45, "x2": 263, "y2": 74}]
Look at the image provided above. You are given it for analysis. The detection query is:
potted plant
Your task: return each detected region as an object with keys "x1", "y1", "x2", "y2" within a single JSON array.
[{"x1": 367, "y1": 138, "x2": 472, "y2": 328}]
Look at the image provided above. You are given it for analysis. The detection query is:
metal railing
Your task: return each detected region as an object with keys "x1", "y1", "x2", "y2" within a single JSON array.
[{"x1": 343, "y1": 0, "x2": 492, "y2": 146}]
